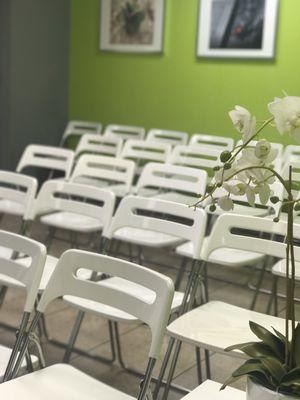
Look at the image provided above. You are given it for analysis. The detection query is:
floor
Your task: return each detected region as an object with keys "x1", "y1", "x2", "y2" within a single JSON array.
[{"x1": 0, "y1": 214, "x2": 299, "y2": 399}]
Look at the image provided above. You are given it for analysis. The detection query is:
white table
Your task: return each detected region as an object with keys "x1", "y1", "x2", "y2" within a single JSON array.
[{"x1": 181, "y1": 380, "x2": 245, "y2": 399}]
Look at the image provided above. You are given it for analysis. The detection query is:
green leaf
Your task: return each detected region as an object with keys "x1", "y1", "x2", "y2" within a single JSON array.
[
  {"x1": 293, "y1": 323, "x2": 300, "y2": 367},
  {"x1": 220, "y1": 375, "x2": 240, "y2": 390},
  {"x1": 232, "y1": 359, "x2": 269, "y2": 380},
  {"x1": 225, "y1": 341, "x2": 278, "y2": 359},
  {"x1": 260, "y1": 357, "x2": 286, "y2": 383},
  {"x1": 280, "y1": 367, "x2": 300, "y2": 386},
  {"x1": 249, "y1": 321, "x2": 285, "y2": 360},
  {"x1": 272, "y1": 327, "x2": 287, "y2": 345}
]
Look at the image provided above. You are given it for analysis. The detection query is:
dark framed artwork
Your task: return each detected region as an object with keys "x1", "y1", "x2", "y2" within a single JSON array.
[{"x1": 197, "y1": 0, "x2": 279, "y2": 58}]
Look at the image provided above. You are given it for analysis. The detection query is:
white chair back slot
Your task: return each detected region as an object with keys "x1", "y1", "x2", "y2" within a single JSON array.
[
  {"x1": 75, "y1": 134, "x2": 123, "y2": 158},
  {"x1": 16, "y1": 145, "x2": 74, "y2": 179},
  {"x1": 0, "y1": 171, "x2": 38, "y2": 220},
  {"x1": 147, "y1": 129, "x2": 188, "y2": 146},
  {"x1": 201, "y1": 214, "x2": 300, "y2": 262},
  {"x1": 105, "y1": 195, "x2": 207, "y2": 259},
  {"x1": 135, "y1": 163, "x2": 207, "y2": 196},
  {"x1": 283, "y1": 145, "x2": 300, "y2": 164},
  {"x1": 104, "y1": 124, "x2": 145, "y2": 141},
  {"x1": 0, "y1": 230, "x2": 46, "y2": 312},
  {"x1": 34, "y1": 180, "x2": 115, "y2": 229},
  {"x1": 121, "y1": 140, "x2": 171, "y2": 165},
  {"x1": 62, "y1": 121, "x2": 102, "y2": 141},
  {"x1": 169, "y1": 145, "x2": 221, "y2": 175},
  {"x1": 37, "y1": 250, "x2": 174, "y2": 359},
  {"x1": 71, "y1": 154, "x2": 135, "y2": 192},
  {"x1": 190, "y1": 134, "x2": 234, "y2": 151}
]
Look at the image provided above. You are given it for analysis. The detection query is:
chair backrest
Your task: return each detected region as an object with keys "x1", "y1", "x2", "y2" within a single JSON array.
[
  {"x1": 37, "y1": 250, "x2": 174, "y2": 359},
  {"x1": 201, "y1": 213, "x2": 300, "y2": 262},
  {"x1": 146, "y1": 129, "x2": 188, "y2": 146},
  {"x1": 169, "y1": 145, "x2": 221, "y2": 177},
  {"x1": 120, "y1": 140, "x2": 172, "y2": 166},
  {"x1": 75, "y1": 133, "x2": 123, "y2": 158},
  {"x1": 135, "y1": 163, "x2": 207, "y2": 197},
  {"x1": 0, "y1": 230, "x2": 46, "y2": 312},
  {"x1": 16, "y1": 145, "x2": 74, "y2": 179},
  {"x1": 283, "y1": 145, "x2": 300, "y2": 164},
  {"x1": 0, "y1": 171, "x2": 38, "y2": 220},
  {"x1": 62, "y1": 120, "x2": 102, "y2": 141},
  {"x1": 104, "y1": 124, "x2": 145, "y2": 141},
  {"x1": 104, "y1": 195, "x2": 207, "y2": 260},
  {"x1": 33, "y1": 180, "x2": 115, "y2": 230},
  {"x1": 71, "y1": 154, "x2": 135, "y2": 192},
  {"x1": 190, "y1": 134, "x2": 234, "y2": 151}
]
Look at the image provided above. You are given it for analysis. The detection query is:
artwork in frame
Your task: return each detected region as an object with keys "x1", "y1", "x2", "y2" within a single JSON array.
[
  {"x1": 100, "y1": 0, "x2": 165, "y2": 53},
  {"x1": 197, "y1": 0, "x2": 279, "y2": 59}
]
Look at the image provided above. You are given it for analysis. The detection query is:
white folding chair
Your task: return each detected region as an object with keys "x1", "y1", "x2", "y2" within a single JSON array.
[
  {"x1": 61, "y1": 196, "x2": 207, "y2": 363},
  {"x1": 146, "y1": 129, "x2": 188, "y2": 146},
  {"x1": 75, "y1": 133, "x2": 123, "y2": 158},
  {"x1": 0, "y1": 230, "x2": 46, "y2": 382},
  {"x1": 120, "y1": 140, "x2": 171, "y2": 175},
  {"x1": 16, "y1": 145, "x2": 74, "y2": 180},
  {"x1": 282, "y1": 145, "x2": 300, "y2": 164},
  {"x1": 157, "y1": 214, "x2": 297, "y2": 398},
  {"x1": 61, "y1": 120, "x2": 102, "y2": 146},
  {"x1": 0, "y1": 171, "x2": 38, "y2": 232},
  {"x1": 71, "y1": 154, "x2": 135, "y2": 197},
  {"x1": 2, "y1": 250, "x2": 174, "y2": 400},
  {"x1": 134, "y1": 162, "x2": 207, "y2": 205},
  {"x1": 104, "y1": 124, "x2": 145, "y2": 141},
  {"x1": 189, "y1": 134, "x2": 234, "y2": 151},
  {"x1": 168, "y1": 145, "x2": 222, "y2": 181}
]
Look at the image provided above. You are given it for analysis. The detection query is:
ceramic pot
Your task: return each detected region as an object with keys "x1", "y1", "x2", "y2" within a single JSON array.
[{"x1": 247, "y1": 378, "x2": 299, "y2": 400}]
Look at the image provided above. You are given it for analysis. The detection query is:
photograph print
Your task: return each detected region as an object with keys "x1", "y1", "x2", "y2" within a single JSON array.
[
  {"x1": 100, "y1": 0, "x2": 165, "y2": 53},
  {"x1": 197, "y1": 0, "x2": 279, "y2": 59}
]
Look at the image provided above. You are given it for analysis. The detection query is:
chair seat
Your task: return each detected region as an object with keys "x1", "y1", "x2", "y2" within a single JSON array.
[
  {"x1": 113, "y1": 227, "x2": 183, "y2": 248},
  {"x1": 167, "y1": 301, "x2": 286, "y2": 358},
  {"x1": 0, "y1": 200, "x2": 25, "y2": 216},
  {"x1": 0, "y1": 363, "x2": 134, "y2": 399},
  {"x1": 152, "y1": 192, "x2": 198, "y2": 206},
  {"x1": 64, "y1": 277, "x2": 184, "y2": 323},
  {"x1": 0, "y1": 255, "x2": 91, "y2": 292},
  {"x1": 176, "y1": 238, "x2": 264, "y2": 267},
  {"x1": 272, "y1": 259, "x2": 300, "y2": 280},
  {"x1": 0, "y1": 344, "x2": 38, "y2": 382},
  {"x1": 40, "y1": 212, "x2": 103, "y2": 233},
  {"x1": 105, "y1": 184, "x2": 129, "y2": 198}
]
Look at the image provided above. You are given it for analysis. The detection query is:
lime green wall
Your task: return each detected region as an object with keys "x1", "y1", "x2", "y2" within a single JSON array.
[{"x1": 69, "y1": 0, "x2": 300, "y2": 144}]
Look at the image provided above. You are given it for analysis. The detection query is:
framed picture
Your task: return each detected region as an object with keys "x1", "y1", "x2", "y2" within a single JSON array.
[
  {"x1": 100, "y1": 0, "x2": 165, "y2": 53},
  {"x1": 197, "y1": 0, "x2": 279, "y2": 59}
]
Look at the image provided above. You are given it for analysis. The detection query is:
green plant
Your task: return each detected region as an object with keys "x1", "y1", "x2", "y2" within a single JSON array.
[
  {"x1": 196, "y1": 96, "x2": 300, "y2": 397},
  {"x1": 121, "y1": 2, "x2": 145, "y2": 35}
]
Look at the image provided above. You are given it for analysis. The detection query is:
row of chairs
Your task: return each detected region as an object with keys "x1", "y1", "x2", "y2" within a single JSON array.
[
  {"x1": 0, "y1": 209, "x2": 297, "y2": 398},
  {"x1": 61, "y1": 120, "x2": 235, "y2": 150}
]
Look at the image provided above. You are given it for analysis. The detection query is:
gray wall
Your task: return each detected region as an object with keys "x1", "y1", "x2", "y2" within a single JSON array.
[{"x1": 0, "y1": 0, "x2": 70, "y2": 170}]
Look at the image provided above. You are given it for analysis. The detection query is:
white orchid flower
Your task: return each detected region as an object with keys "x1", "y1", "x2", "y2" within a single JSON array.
[
  {"x1": 229, "y1": 106, "x2": 256, "y2": 142},
  {"x1": 268, "y1": 96, "x2": 300, "y2": 142},
  {"x1": 218, "y1": 196, "x2": 234, "y2": 211},
  {"x1": 255, "y1": 140, "x2": 271, "y2": 159}
]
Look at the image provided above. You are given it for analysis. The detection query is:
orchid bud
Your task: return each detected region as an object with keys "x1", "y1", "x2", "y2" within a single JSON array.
[
  {"x1": 294, "y1": 203, "x2": 300, "y2": 211},
  {"x1": 209, "y1": 204, "x2": 216, "y2": 212},
  {"x1": 220, "y1": 151, "x2": 232, "y2": 163},
  {"x1": 270, "y1": 196, "x2": 279, "y2": 204},
  {"x1": 213, "y1": 166, "x2": 221, "y2": 171},
  {"x1": 224, "y1": 163, "x2": 232, "y2": 170},
  {"x1": 207, "y1": 185, "x2": 214, "y2": 193},
  {"x1": 255, "y1": 139, "x2": 271, "y2": 158},
  {"x1": 273, "y1": 217, "x2": 279, "y2": 223}
]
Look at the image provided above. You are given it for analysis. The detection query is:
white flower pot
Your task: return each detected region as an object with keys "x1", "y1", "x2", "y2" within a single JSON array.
[{"x1": 247, "y1": 378, "x2": 299, "y2": 399}]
